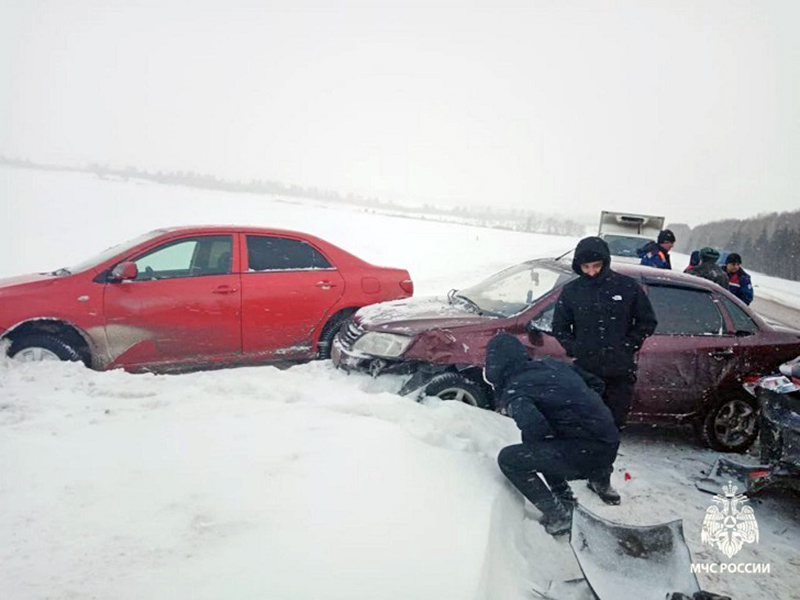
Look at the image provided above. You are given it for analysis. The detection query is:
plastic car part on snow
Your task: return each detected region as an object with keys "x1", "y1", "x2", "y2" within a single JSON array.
[
  {"x1": 569, "y1": 505, "x2": 701, "y2": 600},
  {"x1": 695, "y1": 456, "x2": 775, "y2": 496}
]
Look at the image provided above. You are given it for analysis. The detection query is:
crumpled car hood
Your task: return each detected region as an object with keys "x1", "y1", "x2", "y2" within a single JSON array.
[{"x1": 355, "y1": 296, "x2": 495, "y2": 335}]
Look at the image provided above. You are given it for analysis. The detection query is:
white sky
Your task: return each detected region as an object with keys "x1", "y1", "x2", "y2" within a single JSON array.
[{"x1": 2, "y1": 0, "x2": 798, "y2": 225}]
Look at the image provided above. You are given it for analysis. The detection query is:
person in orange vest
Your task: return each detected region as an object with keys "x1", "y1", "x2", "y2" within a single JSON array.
[{"x1": 638, "y1": 229, "x2": 675, "y2": 269}]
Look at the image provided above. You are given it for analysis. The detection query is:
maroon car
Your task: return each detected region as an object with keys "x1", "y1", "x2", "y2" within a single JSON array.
[{"x1": 332, "y1": 258, "x2": 800, "y2": 452}]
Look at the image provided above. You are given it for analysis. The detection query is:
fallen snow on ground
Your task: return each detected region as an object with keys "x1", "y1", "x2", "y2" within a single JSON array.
[{"x1": 2, "y1": 167, "x2": 800, "y2": 599}]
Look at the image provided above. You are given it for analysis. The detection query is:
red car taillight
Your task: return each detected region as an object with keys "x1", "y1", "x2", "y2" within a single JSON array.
[{"x1": 400, "y1": 279, "x2": 414, "y2": 294}]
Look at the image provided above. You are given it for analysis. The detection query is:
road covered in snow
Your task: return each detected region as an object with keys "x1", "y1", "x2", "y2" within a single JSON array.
[{"x1": 2, "y1": 167, "x2": 800, "y2": 599}]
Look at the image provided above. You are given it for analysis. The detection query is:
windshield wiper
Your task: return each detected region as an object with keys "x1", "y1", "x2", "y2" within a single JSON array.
[
  {"x1": 453, "y1": 292, "x2": 483, "y2": 314},
  {"x1": 51, "y1": 267, "x2": 71, "y2": 276},
  {"x1": 455, "y1": 292, "x2": 504, "y2": 317},
  {"x1": 448, "y1": 289, "x2": 503, "y2": 317}
]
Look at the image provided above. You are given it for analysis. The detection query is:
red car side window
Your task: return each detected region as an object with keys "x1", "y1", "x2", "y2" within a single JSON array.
[
  {"x1": 246, "y1": 235, "x2": 332, "y2": 272},
  {"x1": 133, "y1": 236, "x2": 232, "y2": 280}
]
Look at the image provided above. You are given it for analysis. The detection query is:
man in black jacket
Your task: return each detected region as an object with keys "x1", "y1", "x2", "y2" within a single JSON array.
[
  {"x1": 487, "y1": 333, "x2": 620, "y2": 536},
  {"x1": 552, "y1": 236, "x2": 657, "y2": 504}
]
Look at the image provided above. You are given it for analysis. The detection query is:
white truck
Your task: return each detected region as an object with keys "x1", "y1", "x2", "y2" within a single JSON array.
[{"x1": 597, "y1": 210, "x2": 665, "y2": 263}]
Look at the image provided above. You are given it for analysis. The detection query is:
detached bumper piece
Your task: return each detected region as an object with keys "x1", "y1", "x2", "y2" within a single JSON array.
[
  {"x1": 695, "y1": 458, "x2": 775, "y2": 496},
  {"x1": 570, "y1": 505, "x2": 700, "y2": 600},
  {"x1": 532, "y1": 506, "x2": 731, "y2": 600}
]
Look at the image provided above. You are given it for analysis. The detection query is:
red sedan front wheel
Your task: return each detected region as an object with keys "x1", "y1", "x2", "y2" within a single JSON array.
[{"x1": 9, "y1": 334, "x2": 82, "y2": 364}]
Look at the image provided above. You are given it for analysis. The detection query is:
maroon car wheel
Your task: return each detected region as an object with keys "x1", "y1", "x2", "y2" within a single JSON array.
[
  {"x1": 700, "y1": 395, "x2": 759, "y2": 453},
  {"x1": 424, "y1": 372, "x2": 493, "y2": 409}
]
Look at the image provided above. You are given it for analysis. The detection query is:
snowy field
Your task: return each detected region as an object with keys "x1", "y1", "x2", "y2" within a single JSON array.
[{"x1": 2, "y1": 166, "x2": 800, "y2": 600}]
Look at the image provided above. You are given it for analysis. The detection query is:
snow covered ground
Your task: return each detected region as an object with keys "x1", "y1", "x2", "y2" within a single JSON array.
[{"x1": 2, "y1": 166, "x2": 800, "y2": 599}]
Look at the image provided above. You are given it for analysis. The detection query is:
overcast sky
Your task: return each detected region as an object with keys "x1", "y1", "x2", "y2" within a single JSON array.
[{"x1": 2, "y1": 0, "x2": 798, "y2": 226}]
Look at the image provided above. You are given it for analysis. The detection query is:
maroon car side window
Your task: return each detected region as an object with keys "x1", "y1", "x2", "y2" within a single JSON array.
[
  {"x1": 647, "y1": 285, "x2": 724, "y2": 335},
  {"x1": 718, "y1": 295, "x2": 758, "y2": 335}
]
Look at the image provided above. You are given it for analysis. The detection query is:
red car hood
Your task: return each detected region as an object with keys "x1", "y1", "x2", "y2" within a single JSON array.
[
  {"x1": 355, "y1": 296, "x2": 495, "y2": 335},
  {"x1": 0, "y1": 272, "x2": 57, "y2": 290}
]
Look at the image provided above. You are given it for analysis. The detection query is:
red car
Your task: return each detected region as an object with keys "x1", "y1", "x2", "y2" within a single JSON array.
[
  {"x1": 1, "y1": 226, "x2": 413, "y2": 372},
  {"x1": 332, "y1": 258, "x2": 800, "y2": 452}
]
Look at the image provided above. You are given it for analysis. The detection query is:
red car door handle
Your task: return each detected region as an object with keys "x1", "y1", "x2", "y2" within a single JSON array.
[
  {"x1": 710, "y1": 349, "x2": 735, "y2": 358},
  {"x1": 212, "y1": 285, "x2": 238, "y2": 294},
  {"x1": 316, "y1": 281, "x2": 337, "y2": 289}
]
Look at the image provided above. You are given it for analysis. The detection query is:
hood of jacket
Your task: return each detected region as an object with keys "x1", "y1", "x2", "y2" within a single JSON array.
[
  {"x1": 572, "y1": 236, "x2": 611, "y2": 276},
  {"x1": 483, "y1": 333, "x2": 529, "y2": 392}
]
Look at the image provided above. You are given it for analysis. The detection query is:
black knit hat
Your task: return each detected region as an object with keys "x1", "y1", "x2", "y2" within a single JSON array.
[
  {"x1": 726, "y1": 252, "x2": 742, "y2": 265},
  {"x1": 657, "y1": 229, "x2": 676, "y2": 244}
]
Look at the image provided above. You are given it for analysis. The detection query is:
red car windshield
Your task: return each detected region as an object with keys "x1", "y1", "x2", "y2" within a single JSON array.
[
  {"x1": 65, "y1": 230, "x2": 167, "y2": 274},
  {"x1": 457, "y1": 261, "x2": 575, "y2": 317}
]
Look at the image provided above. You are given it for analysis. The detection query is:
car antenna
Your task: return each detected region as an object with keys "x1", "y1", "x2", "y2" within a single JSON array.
[{"x1": 554, "y1": 247, "x2": 575, "y2": 261}]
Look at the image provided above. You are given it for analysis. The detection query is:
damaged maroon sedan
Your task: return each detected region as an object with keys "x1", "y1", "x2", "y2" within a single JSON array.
[{"x1": 332, "y1": 258, "x2": 800, "y2": 452}]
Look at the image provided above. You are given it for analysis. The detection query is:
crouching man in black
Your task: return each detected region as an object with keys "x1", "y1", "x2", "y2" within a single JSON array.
[{"x1": 486, "y1": 333, "x2": 620, "y2": 537}]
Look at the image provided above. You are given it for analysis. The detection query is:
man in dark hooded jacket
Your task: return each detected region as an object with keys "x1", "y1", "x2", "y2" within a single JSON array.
[
  {"x1": 487, "y1": 333, "x2": 620, "y2": 536},
  {"x1": 552, "y1": 236, "x2": 657, "y2": 504}
]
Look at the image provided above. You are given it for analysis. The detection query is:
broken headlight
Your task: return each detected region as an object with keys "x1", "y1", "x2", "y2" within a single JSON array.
[{"x1": 353, "y1": 332, "x2": 413, "y2": 358}]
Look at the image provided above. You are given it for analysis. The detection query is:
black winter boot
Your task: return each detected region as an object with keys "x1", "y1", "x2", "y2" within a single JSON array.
[
  {"x1": 550, "y1": 482, "x2": 577, "y2": 510},
  {"x1": 587, "y1": 476, "x2": 621, "y2": 505},
  {"x1": 538, "y1": 504, "x2": 572, "y2": 537}
]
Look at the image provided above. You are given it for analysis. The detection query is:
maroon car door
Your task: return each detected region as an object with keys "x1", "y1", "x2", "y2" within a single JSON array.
[
  {"x1": 634, "y1": 285, "x2": 739, "y2": 419},
  {"x1": 102, "y1": 235, "x2": 242, "y2": 368},
  {"x1": 240, "y1": 234, "x2": 344, "y2": 360}
]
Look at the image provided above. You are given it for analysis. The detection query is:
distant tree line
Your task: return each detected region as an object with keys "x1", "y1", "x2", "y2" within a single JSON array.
[
  {"x1": 669, "y1": 210, "x2": 800, "y2": 281},
  {"x1": 1, "y1": 155, "x2": 585, "y2": 238}
]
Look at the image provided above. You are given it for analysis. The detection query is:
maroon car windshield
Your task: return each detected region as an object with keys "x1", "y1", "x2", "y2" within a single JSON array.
[{"x1": 456, "y1": 261, "x2": 576, "y2": 317}]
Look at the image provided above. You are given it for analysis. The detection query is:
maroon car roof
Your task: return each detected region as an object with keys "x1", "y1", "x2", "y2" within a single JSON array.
[{"x1": 541, "y1": 257, "x2": 730, "y2": 294}]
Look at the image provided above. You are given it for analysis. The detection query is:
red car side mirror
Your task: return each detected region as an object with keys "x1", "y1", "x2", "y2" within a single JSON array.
[{"x1": 110, "y1": 261, "x2": 138, "y2": 281}]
